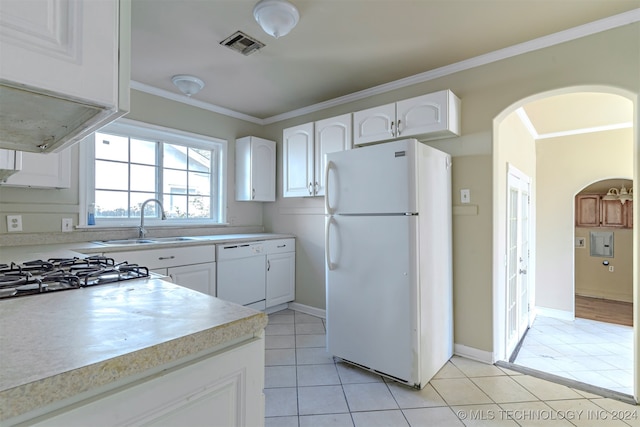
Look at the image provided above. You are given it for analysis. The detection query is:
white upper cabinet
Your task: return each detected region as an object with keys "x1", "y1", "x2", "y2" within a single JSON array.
[
  {"x1": 283, "y1": 122, "x2": 315, "y2": 197},
  {"x1": 0, "y1": 0, "x2": 131, "y2": 153},
  {"x1": 235, "y1": 136, "x2": 276, "y2": 202},
  {"x1": 283, "y1": 114, "x2": 351, "y2": 198},
  {"x1": 353, "y1": 90, "x2": 461, "y2": 146},
  {"x1": 314, "y1": 114, "x2": 352, "y2": 196},
  {"x1": 1, "y1": 149, "x2": 71, "y2": 188}
]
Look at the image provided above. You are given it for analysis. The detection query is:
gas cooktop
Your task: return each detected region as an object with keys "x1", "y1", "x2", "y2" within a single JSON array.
[{"x1": 0, "y1": 256, "x2": 149, "y2": 299}]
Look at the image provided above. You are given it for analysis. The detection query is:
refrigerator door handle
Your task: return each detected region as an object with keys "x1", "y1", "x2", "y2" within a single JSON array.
[
  {"x1": 325, "y1": 216, "x2": 335, "y2": 271},
  {"x1": 325, "y1": 160, "x2": 335, "y2": 214}
]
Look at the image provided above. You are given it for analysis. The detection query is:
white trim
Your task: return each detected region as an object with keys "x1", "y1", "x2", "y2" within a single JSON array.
[
  {"x1": 453, "y1": 344, "x2": 495, "y2": 364},
  {"x1": 535, "y1": 306, "x2": 575, "y2": 322},
  {"x1": 287, "y1": 302, "x2": 326, "y2": 319},
  {"x1": 132, "y1": 9, "x2": 640, "y2": 125}
]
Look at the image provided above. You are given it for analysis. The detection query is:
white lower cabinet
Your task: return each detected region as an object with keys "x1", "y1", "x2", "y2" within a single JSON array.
[
  {"x1": 109, "y1": 245, "x2": 216, "y2": 296},
  {"x1": 29, "y1": 338, "x2": 265, "y2": 427}
]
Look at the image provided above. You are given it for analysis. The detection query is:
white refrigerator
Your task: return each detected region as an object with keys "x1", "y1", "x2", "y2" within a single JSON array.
[{"x1": 324, "y1": 138, "x2": 453, "y2": 389}]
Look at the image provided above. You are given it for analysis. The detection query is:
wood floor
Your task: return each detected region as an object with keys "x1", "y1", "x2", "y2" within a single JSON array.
[{"x1": 575, "y1": 295, "x2": 634, "y2": 327}]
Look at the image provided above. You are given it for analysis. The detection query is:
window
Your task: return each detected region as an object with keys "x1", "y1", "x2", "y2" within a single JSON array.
[{"x1": 81, "y1": 119, "x2": 227, "y2": 226}]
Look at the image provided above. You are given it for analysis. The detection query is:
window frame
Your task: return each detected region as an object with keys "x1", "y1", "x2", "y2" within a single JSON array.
[{"x1": 79, "y1": 118, "x2": 227, "y2": 228}]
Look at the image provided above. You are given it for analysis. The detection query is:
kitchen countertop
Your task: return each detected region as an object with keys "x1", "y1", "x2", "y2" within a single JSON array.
[{"x1": 0, "y1": 278, "x2": 267, "y2": 423}]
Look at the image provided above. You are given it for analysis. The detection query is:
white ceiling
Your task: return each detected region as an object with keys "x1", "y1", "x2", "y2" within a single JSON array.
[{"x1": 130, "y1": 1, "x2": 639, "y2": 128}]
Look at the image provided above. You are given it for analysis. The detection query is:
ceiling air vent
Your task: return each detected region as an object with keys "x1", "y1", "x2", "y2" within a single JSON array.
[{"x1": 220, "y1": 31, "x2": 265, "y2": 56}]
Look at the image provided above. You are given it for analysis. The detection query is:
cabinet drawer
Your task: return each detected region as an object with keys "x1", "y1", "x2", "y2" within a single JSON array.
[
  {"x1": 108, "y1": 245, "x2": 216, "y2": 269},
  {"x1": 265, "y1": 239, "x2": 295, "y2": 254}
]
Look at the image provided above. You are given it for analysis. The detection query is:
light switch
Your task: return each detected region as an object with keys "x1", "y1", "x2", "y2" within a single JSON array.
[{"x1": 460, "y1": 189, "x2": 470, "y2": 204}]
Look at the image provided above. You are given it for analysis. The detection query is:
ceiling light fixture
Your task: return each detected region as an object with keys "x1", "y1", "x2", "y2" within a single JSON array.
[
  {"x1": 602, "y1": 185, "x2": 633, "y2": 204},
  {"x1": 171, "y1": 75, "x2": 205, "y2": 97},
  {"x1": 253, "y1": 0, "x2": 299, "y2": 39}
]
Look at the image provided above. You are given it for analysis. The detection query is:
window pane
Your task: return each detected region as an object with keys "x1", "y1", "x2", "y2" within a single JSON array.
[
  {"x1": 188, "y1": 171, "x2": 211, "y2": 195},
  {"x1": 130, "y1": 164, "x2": 156, "y2": 192},
  {"x1": 189, "y1": 148, "x2": 211, "y2": 172},
  {"x1": 164, "y1": 194, "x2": 187, "y2": 218},
  {"x1": 95, "y1": 190, "x2": 128, "y2": 218},
  {"x1": 95, "y1": 133, "x2": 128, "y2": 162},
  {"x1": 163, "y1": 143, "x2": 187, "y2": 169},
  {"x1": 131, "y1": 139, "x2": 157, "y2": 165},
  {"x1": 188, "y1": 196, "x2": 210, "y2": 218},
  {"x1": 130, "y1": 192, "x2": 159, "y2": 218},
  {"x1": 95, "y1": 160, "x2": 128, "y2": 190},
  {"x1": 163, "y1": 169, "x2": 187, "y2": 194}
]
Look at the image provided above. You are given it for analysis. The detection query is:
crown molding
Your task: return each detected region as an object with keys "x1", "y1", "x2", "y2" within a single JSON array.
[{"x1": 132, "y1": 9, "x2": 640, "y2": 126}]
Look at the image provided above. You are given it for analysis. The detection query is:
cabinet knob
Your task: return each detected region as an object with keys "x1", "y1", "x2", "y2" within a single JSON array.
[
  {"x1": 308, "y1": 182, "x2": 313, "y2": 195},
  {"x1": 397, "y1": 119, "x2": 402, "y2": 136},
  {"x1": 390, "y1": 121, "x2": 395, "y2": 137},
  {"x1": 519, "y1": 269, "x2": 527, "y2": 274},
  {"x1": 252, "y1": 188, "x2": 255, "y2": 200}
]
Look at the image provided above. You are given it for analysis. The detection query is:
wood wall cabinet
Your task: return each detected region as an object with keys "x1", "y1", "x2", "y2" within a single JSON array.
[
  {"x1": 283, "y1": 114, "x2": 351, "y2": 197},
  {"x1": 235, "y1": 136, "x2": 276, "y2": 202},
  {"x1": 575, "y1": 194, "x2": 633, "y2": 229}
]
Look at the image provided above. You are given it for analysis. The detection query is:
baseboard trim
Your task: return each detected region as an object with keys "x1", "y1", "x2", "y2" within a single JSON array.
[
  {"x1": 287, "y1": 302, "x2": 326, "y2": 319},
  {"x1": 453, "y1": 344, "x2": 494, "y2": 364},
  {"x1": 535, "y1": 306, "x2": 574, "y2": 321}
]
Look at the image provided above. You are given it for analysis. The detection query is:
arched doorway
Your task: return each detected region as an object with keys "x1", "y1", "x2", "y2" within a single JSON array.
[{"x1": 492, "y1": 86, "x2": 637, "y2": 400}]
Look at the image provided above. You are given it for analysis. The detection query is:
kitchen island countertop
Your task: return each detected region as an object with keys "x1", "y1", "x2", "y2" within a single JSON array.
[{"x1": 0, "y1": 277, "x2": 267, "y2": 423}]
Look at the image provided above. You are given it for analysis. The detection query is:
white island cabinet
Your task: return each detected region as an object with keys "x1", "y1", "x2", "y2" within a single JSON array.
[{"x1": 0, "y1": 279, "x2": 267, "y2": 427}]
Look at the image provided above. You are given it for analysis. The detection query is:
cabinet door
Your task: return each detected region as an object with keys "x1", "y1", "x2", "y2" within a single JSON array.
[
  {"x1": 235, "y1": 136, "x2": 275, "y2": 201},
  {"x1": 314, "y1": 114, "x2": 352, "y2": 196},
  {"x1": 396, "y1": 90, "x2": 460, "y2": 139},
  {"x1": 168, "y1": 263, "x2": 216, "y2": 296},
  {"x1": 283, "y1": 122, "x2": 314, "y2": 197},
  {"x1": 266, "y1": 253, "x2": 295, "y2": 307},
  {"x1": 353, "y1": 103, "x2": 396, "y2": 146},
  {"x1": 601, "y1": 199, "x2": 625, "y2": 227},
  {"x1": 251, "y1": 137, "x2": 276, "y2": 201},
  {"x1": 575, "y1": 195, "x2": 600, "y2": 227},
  {"x1": 1, "y1": 149, "x2": 71, "y2": 188}
]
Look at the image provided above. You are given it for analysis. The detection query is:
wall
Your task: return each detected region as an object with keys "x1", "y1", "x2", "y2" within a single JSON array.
[
  {"x1": 536, "y1": 127, "x2": 633, "y2": 314},
  {"x1": 575, "y1": 225, "x2": 633, "y2": 303}
]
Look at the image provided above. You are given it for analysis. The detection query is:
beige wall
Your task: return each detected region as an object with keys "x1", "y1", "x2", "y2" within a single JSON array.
[
  {"x1": 575, "y1": 226, "x2": 633, "y2": 303},
  {"x1": 536, "y1": 127, "x2": 633, "y2": 313}
]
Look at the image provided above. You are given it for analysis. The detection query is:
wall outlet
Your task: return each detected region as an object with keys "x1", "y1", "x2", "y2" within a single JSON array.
[
  {"x1": 62, "y1": 218, "x2": 73, "y2": 232},
  {"x1": 7, "y1": 215, "x2": 22, "y2": 232},
  {"x1": 460, "y1": 189, "x2": 471, "y2": 204},
  {"x1": 608, "y1": 265, "x2": 614, "y2": 273}
]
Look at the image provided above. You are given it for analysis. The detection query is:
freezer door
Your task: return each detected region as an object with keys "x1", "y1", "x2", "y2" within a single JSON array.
[
  {"x1": 325, "y1": 139, "x2": 418, "y2": 214},
  {"x1": 325, "y1": 214, "x2": 420, "y2": 385}
]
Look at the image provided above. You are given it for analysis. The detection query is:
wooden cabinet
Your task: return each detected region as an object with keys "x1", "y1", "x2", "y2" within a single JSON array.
[
  {"x1": 575, "y1": 194, "x2": 600, "y2": 227},
  {"x1": 283, "y1": 114, "x2": 351, "y2": 197},
  {"x1": 29, "y1": 337, "x2": 265, "y2": 427},
  {"x1": 109, "y1": 245, "x2": 216, "y2": 296},
  {"x1": 353, "y1": 90, "x2": 461, "y2": 146},
  {"x1": 266, "y1": 239, "x2": 296, "y2": 308},
  {"x1": 235, "y1": 136, "x2": 276, "y2": 202},
  {"x1": 0, "y1": 149, "x2": 71, "y2": 188},
  {"x1": 575, "y1": 194, "x2": 633, "y2": 229},
  {"x1": 0, "y1": 0, "x2": 130, "y2": 153}
]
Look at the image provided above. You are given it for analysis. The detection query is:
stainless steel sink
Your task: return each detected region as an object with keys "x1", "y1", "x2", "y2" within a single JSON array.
[{"x1": 96, "y1": 236, "x2": 198, "y2": 246}]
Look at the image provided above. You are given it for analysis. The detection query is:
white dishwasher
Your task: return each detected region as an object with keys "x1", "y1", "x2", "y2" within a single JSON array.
[{"x1": 216, "y1": 241, "x2": 266, "y2": 310}]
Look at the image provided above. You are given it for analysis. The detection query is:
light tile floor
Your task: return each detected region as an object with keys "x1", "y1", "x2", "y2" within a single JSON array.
[
  {"x1": 265, "y1": 309, "x2": 639, "y2": 427},
  {"x1": 513, "y1": 315, "x2": 634, "y2": 395}
]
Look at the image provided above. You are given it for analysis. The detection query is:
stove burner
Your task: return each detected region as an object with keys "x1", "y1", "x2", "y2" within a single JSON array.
[{"x1": 0, "y1": 256, "x2": 149, "y2": 299}]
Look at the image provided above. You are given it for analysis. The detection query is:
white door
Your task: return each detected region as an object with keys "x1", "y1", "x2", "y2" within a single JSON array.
[
  {"x1": 396, "y1": 91, "x2": 447, "y2": 137},
  {"x1": 266, "y1": 252, "x2": 295, "y2": 307},
  {"x1": 506, "y1": 166, "x2": 531, "y2": 357},
  {"x1": 250, "y1": 137, "x2": 276, "y2": 201},
  {"x1": 168, "y1": 263, "x2": 216, "y2": 296},
  {"x1": 352, "y1": 103, "x2": 396, "y2": 145},
  {"x1": 314, "y1": 113, "x2": 352, "y2": 196}
]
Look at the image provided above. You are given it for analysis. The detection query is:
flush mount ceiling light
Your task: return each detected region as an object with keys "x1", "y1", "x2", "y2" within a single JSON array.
[
  {"x1": 253, "y1": 0, "x2": 299, "y2": 39},
  {"x1": 171, "y1": 75, "x2": 205, "y2": 97}
]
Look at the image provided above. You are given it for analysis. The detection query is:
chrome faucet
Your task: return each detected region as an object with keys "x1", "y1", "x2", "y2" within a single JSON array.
[{"x1": 139, "y1": 198, "x2": 166, "y2": 238}]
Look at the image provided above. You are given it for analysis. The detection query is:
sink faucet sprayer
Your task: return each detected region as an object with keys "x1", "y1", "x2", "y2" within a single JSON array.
[{"x1": 139, "y1": 198, "x2": 166, "y2": 238}]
